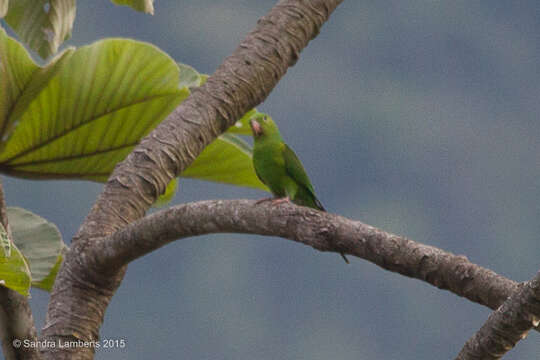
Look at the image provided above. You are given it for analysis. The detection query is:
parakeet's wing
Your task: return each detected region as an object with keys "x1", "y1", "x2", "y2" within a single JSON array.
[
  {"x1": 282, "y1": 144, "x2": 314, "y2": 192},
  {"x1": 253, "y1": 165, "x2": 268, "y2": 188},
  {"x1": 283, "y1": 144, "x2": 344, "y2": 261},
  {"x1": 282, "y1": 144, "x2": 324, "y2": 210}
]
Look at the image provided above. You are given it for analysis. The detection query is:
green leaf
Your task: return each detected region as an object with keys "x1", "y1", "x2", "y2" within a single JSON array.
[
  {"x1": 0, "y1": 37, "x2": 188, "y2": 181},
  {"x1": 111, "y1": 0, "x2": 154, "y2": 14},
  {"x1": 0, "y1": 47, "x2": 75, "y2": 156},
  {"x1": 0, "y1": 27, "x2": 39, "y2": 138},
  {"x1": 7, "y1": 207, "x2": 66, "y2": 291},
  {"x1": 182, "y1": 133, "x2": 268, "y2": 191},
  {"x1": 0, "y1": 30, "x2": 267, "y2": 195},
  {"x1": 178, "y1": 62, "x2": 202, "y2": 89},
  {"x1": 4, "y1": 0, "x2": 76, "y2": 59},
  {"x1": 199, "y1": 74, "x2": 209, "y2": 85},
  {"x1": 32, "y1": 248, "x2": 64, "y2": 291},
  {"x1": 0, "y1": 245, "x2": 31, "y2": 296},
  {"x1": 153, "y1": 178, "x2": 178, "y2": 207},
  {"x1": 0, "y1": 223, "x2": 31, "y2": 297}
]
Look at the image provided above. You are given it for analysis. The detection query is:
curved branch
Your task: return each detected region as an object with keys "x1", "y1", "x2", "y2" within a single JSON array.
[
  {"x1": 95, "y1": 199, "x2": 520, "y2": 313},
  {"x1": 43, "y1": 1, "x2": 344, "y2": 358},
  {"x1": 456, "y1": 271, "x2": 540, "y2": 360},
  {"x1": 79, "y1": 0, "x2": 344, "y2": 239}
]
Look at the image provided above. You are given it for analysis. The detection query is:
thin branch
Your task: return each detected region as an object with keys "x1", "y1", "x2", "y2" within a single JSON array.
[
  {"x1": 0, "y1": 179, "x2": 40, "y2": 360},
  {"x1": 43, "y1": 1, "x2": 344, "y2": 358},
  {"x1": 92, "y1": 199, "x2": 520, "y2": 313},
  {"x1": 456, "y1": 270, "x2": 540, "y2": 360}
]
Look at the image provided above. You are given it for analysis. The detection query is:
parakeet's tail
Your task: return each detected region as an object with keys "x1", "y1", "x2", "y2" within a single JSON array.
[
  {"x1": 312, "y1": 197, "x2": 349, "y2": 264},
  {"x1": 339, "y1": 252, "x2": 350, "y2": 264},
  {"x1": 314, "y1": 197, "x2": 325, "y2": 212}
]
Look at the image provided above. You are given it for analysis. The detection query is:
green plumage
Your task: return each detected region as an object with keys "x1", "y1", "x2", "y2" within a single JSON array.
[
  {"x1": 249, "y1": 114, "x2": 348, "y2": 263},
  {"x1": 249, "y1": 114, "x2": 324, "y2": 210}
]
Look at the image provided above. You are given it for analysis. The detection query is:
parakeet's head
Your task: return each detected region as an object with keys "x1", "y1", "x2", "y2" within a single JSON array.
[{"x1": 249, "y1": 114, "x2": 281, "y2": 140}]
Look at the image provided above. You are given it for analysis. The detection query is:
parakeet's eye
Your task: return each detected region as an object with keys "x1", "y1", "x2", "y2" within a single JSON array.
[{"x1": 263, "y1": 116, "x2": 268, "y2": 122}]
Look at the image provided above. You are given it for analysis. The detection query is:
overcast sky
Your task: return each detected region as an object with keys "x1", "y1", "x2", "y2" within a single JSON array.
[{"x1": 3, "y1": 1, "x2": 540, "y2": 359}]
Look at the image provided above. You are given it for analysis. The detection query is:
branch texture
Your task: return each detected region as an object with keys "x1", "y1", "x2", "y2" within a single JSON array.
[
  {"x1": 80, "y1": 0, "x2": 343, "y2": 239},
  {"x1": 97, "y1": 199, "x2": 520, "y2": 313},
  {"x1": 456, "y1": 270, "x2": 540, "y2": 360},
  {"x1": 42, "y1": 1, "x2": 344, "y2": 358}
]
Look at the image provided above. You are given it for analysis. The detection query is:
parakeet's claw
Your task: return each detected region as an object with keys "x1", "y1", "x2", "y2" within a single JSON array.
[
  {"x1": 340, "y1": 252, "x2": 350, "y2": 264},
  {"x1": 254, "y1": 197, "x2": 274, "y2": 205}
]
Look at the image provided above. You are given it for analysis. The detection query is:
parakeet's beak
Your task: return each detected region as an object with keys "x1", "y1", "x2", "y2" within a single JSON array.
[{"x1": 249, "y1": 119, "x2": 262, "y2": 136}]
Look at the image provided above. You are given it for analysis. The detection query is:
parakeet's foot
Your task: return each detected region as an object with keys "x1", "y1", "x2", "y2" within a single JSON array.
[
  {"x1": 254, "y1": 197, "x2": 274, "y2": 205},
  {"x1": 340, "y1": 252, "x2": 350, "y2": 264}
]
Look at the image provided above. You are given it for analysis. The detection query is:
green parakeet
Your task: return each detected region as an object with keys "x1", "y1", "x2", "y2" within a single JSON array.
[{"x1": 249, "y1": 114, "x2": 349, "y2": 263}]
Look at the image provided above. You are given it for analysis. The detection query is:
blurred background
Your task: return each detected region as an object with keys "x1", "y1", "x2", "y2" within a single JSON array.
[{"x1": 3, "y1": 1, "x2": 540, "y2": 359}]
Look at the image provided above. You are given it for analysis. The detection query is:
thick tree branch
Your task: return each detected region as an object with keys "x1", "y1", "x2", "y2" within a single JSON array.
[
  {"x1": 79, "y1": 0, "x2": 343, "y2": 239},
  {"x1": 42, "y1": 1, "x2": 344, "y2": 359},
  {"x1": 456, "y1": 270, "x2": 540, "y2": 360},
  {"x1": 94, "y1": 199, "x2": 520, "y2": 314},
  {"x1": 0, "y1": 180, "x2": 39, "y2": 360}
]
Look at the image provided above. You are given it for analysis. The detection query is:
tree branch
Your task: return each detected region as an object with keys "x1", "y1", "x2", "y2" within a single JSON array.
[
  {"x1": 0, "y1": 180, "x2": 40, "y2": 360},
  {"x1": 456, "y1": 270, "x2": 540, "y2": 360},
  {"x1": 42, "y1": 1, "x2": 344, "y2": 358},
  {"x1": 94, "y1": 199, "x2": 520, "y2": 314},
  {"x1": 79, "y1": 0, "x2": 344, "y2": 239}
]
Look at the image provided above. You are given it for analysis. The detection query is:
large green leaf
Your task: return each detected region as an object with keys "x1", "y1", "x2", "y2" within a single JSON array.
[
  {"x1": 0, "y1": 30, "x2": 268, "y2": 199},
  {"x1": 3, "y1": 0, "x2": 76, "y2": 59},
  {"x1": 0, "y1": 35, "x2": 188, "y2": 181},
  {"x1": 0, "y1": 27, "x2": 39, "y2": 138},
  {"x1": 111, "y1": 0, "x2": 154, "y2": 14},
  {"x1": 0, "y1": 47, "x2": 75, "y2": 157},
  {"x1": 0, "y1": 222, "x2": 31, "y2": 296},
  {"x1": 7, "y1": 207, "x2": 66, "y2": 291},
  {"x1": 182, "y1": 133, "x2": 268, "y2": 191}
]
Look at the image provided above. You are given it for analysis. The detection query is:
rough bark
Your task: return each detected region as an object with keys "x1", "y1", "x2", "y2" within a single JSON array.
[
  {"x1": 0, "y1": 180, "x2": 39, "y2": 360},
  {"x1": 456, "y1": 271, "x2": 540, "y2": 360},
  {"x1": 33, "y1": 1, "x2": 538, "y2": 359},
  {"x1": 93, "y1": 199, "x2": 521, "y2": 313},
  {"x1": 41, "y1": 1, "x2": 344, "y2": 359}
]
